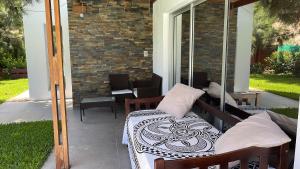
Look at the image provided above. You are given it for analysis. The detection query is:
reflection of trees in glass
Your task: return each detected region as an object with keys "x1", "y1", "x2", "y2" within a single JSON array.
[{"x1": 252, "y1": 2, "x2": 278, "y2": 55}]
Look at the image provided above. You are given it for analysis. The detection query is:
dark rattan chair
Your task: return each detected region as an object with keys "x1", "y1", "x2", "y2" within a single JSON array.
[
  {"x1": 132, "y1": 73, "x2": 162, "y2": 98},
  {"x1": 180, "y1": 72, "x2": 210, "y2": 89},
  {"x1": 193, "y1": 71, "x2": 210, "y2": 89},
  {"x1": 109, "y1": 74, "x2": 133, "y2": 96}
]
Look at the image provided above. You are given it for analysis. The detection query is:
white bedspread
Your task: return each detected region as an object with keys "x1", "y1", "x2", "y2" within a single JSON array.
[{"x1": 122, "y1": 110, "x2": 222, "y2": 169}]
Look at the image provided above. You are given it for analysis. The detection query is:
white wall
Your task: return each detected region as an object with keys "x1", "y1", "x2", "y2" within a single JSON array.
[
  {"x1": 153, "y1": 0, "x2": 194, "y2": 94},
  {"x1": 294, "y1": 98, "x2": 300, "y2": 168},
  {"x1": 23, "y1": 0, "x2": 72, "y2": 100},
  {"x1": 234, "y1": 4, "x2": 254, "y2": 92}
]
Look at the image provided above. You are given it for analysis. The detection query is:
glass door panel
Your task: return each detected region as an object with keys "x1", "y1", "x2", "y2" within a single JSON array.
[
  {"x1": 173, "y1": 10, "x2": 191, "y2": 86},
  {"x1": 172, "y1": 0, "x2": 230, "y2": 121},
  {"x1": 193, "y1": 1, "x2": 225, "y2": 92}
]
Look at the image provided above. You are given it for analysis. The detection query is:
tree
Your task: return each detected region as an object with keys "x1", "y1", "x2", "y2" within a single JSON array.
[
  {"x1": 252, "y1": 2, "x2": 278, "y2": 59},
  {"x1": 252, "y1": 1, "x2": 300, "y2": 62},
  {"x1": 0, "y1": 0, "x2": 35, "y2": 69},
  {"x1": 260, "y1": 0, "x2": 300, "y2": 24}
]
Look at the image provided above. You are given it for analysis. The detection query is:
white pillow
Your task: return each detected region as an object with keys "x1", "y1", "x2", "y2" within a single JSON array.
[
  {"x1": 215, "y1": 112, "x2": 291, "y2": 155},
  {"x1": 156, "y1": 83, "x2": 205, "y2": 119},
  {"x1": 207, "y1": 82, "x2": 238, "y2": 107}
]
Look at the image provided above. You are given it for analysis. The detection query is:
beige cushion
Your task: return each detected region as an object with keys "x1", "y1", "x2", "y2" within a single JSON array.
[
  {"x1": 215, "y1": 113, "x2": 291, "y2": 155},
  {"x1": 207, "y1": 82, "x2": 238, "y2": 107},
  {"x1": 133, "y1": 88, "x2": 138, "y2": 98},
  {"x1": 156, "y1": 83, "x2": 205, "y2": 119}
]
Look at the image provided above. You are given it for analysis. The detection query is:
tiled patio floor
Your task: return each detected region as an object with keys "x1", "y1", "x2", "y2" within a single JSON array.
[
  {"x1": 257, "y1": 91, "x2": 299, "y2": 109},
  {"x1": 0, "y1": 100, "x2": 54, "y2": 124},
  {"x1": 42, "y1": 105, "x2": 131, "y2": 169}
]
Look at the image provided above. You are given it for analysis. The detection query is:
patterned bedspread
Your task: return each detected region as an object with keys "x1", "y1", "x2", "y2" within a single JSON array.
[{"x1": 122, "y1": 110, "x2": 222, "y2": 169}]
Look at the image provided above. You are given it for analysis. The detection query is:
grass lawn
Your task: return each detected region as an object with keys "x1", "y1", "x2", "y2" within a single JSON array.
[
  {"x1": 250, "y1": 74, "x2": 300, "y2": 101},
  {"x1": 0, "y1": 78, "x2": 28, "y2": 104},
  {"x1": 270, "y1": 108, "x2": 299, "y2": 119},
  {"x1": 0, "y1": 121, "x2": 53, "y2": 169}
]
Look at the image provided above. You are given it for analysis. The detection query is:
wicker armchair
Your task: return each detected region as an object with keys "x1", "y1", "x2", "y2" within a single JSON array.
[
  {"x1": 109, "y1": 74, "x2": 133, "y2": 96},
  {"x1": 132, "y1": 73, "x2": 162, "y2": 98}
]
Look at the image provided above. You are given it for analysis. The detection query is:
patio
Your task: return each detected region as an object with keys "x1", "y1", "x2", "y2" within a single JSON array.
[
  {"x1": 0, "y1": 100, "x2": 130, "y2": 169},
  {"x1": 10, "y1": 0, "x2": 298, "y2": 168},
  {"x1": 43, "y1": 105, "x2": 131, "y2": 169}
]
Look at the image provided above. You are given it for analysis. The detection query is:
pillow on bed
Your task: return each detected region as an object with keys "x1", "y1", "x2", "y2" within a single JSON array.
[
  {"x1": 156, "y1": 83, "x2": 205, "y2": 119},
  {"x1": 207, "y1": 82, "x2": 238, "y2": 107},
  {"x1": 215, "y1": 112, "x2": 291, "y2": 155}
]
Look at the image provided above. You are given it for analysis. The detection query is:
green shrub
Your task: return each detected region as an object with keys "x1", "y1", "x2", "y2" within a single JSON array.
[
  {"x1": 0, "y1": 54, "x2": 26, "y2": 70},
  {"x1": 250, "y1": 63, "x2": 265, "y2": 74},
  {"x1": 295, "y1": 58, "x2": 300, "y2": 77},
  {"x1": 0, "y1": 39, "x2": 26, "y2": 70},
  {"x1": 265, "y1": 51, "x2": 298, "y2": 74}
]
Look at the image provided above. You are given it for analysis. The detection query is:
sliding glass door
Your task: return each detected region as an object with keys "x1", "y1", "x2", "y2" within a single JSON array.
[
  {"x1": 193, "y1": 1, "x2": 224, "y2": 91},
  {"x1": 172, "y1": 0, "x2": 230, "y2": 114}
]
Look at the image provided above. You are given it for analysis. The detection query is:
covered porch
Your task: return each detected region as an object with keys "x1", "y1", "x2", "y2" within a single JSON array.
[
  {"x1": 0, "y1": 99, "x2": 130, "y2": 169},
  {"x1": 18, "y1": 0, "x2": 299, "y2": 168}
]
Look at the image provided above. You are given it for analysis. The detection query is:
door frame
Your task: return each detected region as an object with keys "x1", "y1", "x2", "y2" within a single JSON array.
[{"x1": 169, "y1": 0, "x2": 231, "y2": 112}]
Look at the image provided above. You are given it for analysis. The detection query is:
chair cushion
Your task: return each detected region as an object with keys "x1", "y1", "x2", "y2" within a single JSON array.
[
  {"x1": 133, "y1": 88, "x2": 138, "y2": 98},
  {"x1": 215, "y1": 113, "x2": 291, "y2": 155},
  {"x1": 81, "y1": 97, "x2": 115, "y2": 103},
  {"x1": 156, "y1": 83, "x2": 205, "y2": 119},
  {"x1": 111, "y1": 89, "x2": 133, "y2": 95},
  {"x1": 207, "y1": 82, "x2": 238, "y2": 107}
]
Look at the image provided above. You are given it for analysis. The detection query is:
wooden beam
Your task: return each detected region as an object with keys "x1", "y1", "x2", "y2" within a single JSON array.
[
  {"x1": 150, "y1": 0, "x2": 156, "y2": 4},
  {"x1": 230, "y1": 0, "x2": 258, "y2": 9},
  {"x1": 53, "y1": 0, "x2": 70, "y2": 168},
  {"x1": 44, "y1": 0, "x2": 70, "y2": 168},
  {"x1": 150, "y1": 0, "x2": 256, "y2": 7}
]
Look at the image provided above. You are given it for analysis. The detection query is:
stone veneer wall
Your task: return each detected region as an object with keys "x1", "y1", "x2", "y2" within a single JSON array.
[
  {"x1": 68, "y1": 0, "x2": 153, "y2": 103},
  {"x1": 180, "y1": 2, "x2": 237, "y2": 92}
]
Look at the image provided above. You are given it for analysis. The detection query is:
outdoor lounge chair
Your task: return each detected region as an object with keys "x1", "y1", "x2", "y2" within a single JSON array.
[
  {"x1": 132, "y1": 73, "x2": 162, "y2": 98},
  {"x1": 193, "y1": 71, "x2": 210, "y2": 89},
  {"x1": 109, "y1": 73, "x2": 133, "y2": 96},
  {"x1": 180, "y1": 72, "x2": 210, "y2": 89}
]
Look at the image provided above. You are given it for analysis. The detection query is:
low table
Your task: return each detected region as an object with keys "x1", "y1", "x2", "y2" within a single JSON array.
[
  {"x1": 231, "y1": 91, "x2": 262, "y2": 106},
  {"x1": 79, "y1": 96, "x2": 116, "y2": 122}
]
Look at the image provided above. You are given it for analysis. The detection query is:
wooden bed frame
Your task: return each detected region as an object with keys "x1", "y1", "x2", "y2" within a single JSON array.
[{"x1": 125, "y1": 96, "x2": 289, "y2": 169}]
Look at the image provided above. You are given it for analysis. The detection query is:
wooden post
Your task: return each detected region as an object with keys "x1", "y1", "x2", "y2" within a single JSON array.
[{"x1": 44, "y1": 0, "x2": 70, "y2": 168}]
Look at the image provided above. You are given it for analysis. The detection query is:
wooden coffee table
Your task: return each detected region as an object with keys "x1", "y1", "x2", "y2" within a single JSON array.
[{"x1": 79, "y1": 96, "x2": 116, "y2": 122}]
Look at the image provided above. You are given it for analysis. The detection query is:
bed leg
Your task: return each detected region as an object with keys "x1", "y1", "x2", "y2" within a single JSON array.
[
  {"x1": 277, "y1": 143, "x2": 289, "y2": 169},
  {"x1": 154, "y1": 158, "x2": 165, "y2": 169},
  {"x1": 125, "y1": 98, "x2": 130, "y2": 117}
]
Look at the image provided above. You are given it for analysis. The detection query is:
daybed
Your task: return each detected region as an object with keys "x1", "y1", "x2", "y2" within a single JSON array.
[{"x1": 122, "y1": 96, "x2": 290, "y2": 169}]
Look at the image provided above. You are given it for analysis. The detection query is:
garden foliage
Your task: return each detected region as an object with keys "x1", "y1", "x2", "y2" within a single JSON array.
[
  {"x1": 0, "y1": 0, "x2": 30, "y2": 73},
  {"x1": 264, "y1": 51, "x2": 300, "y2": 74}
]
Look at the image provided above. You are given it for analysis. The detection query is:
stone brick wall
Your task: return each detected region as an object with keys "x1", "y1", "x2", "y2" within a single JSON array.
[
  {"x1": 180, "y1": 2, "x2": 237, "y2": 92},
  {"x1": 68, "y1": 0, "x2": 153, "y2": 102}
]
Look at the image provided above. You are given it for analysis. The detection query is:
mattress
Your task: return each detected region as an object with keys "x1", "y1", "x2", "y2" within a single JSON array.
[{"x1": 122, "y1": 110, "x2": 222, "y2": 169}]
